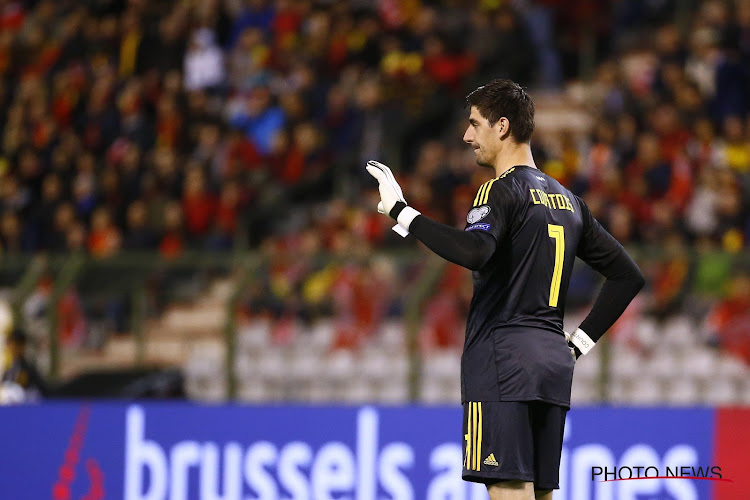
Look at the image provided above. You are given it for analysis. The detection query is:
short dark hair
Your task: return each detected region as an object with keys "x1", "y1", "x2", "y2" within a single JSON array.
[{"x1": 466, "y1": 79, "x2": 535, "y2": 144}]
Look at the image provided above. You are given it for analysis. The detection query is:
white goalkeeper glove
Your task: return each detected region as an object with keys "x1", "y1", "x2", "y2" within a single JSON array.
[
  {"x1": 366, "y1": 160, "x2": 421, "y2": 237},
  {"x1": 564, "y1": 331, "x2": 580, "y2": 360}
]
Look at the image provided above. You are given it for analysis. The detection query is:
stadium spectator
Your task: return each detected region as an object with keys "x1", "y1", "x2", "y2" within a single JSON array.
[
  {"x1": 159, "y1": 200, "x2": 185, "y2": 259},
  {"x1": 718, "y1": 115, "x2": 750, "y2": 172},
  {"x1": 1, "y1": 328, "x2": 47, "y2": 400},
  {"x1": 87, "y1": 206, "x2": 121, "y2": 258},
  {"x1": 418, "y1": 264, "x2": 469, "y2": 352},
  {"x1": 706, "y1": 273, "x2": 750, "y2": 363},
  {"x1": 184, "y1": 28, "x2": 225, "y2": 92},
  {"x1": 123, "y1": 200, "x2": 156, "y2": 250},
  {"x1": 229, "y1": 85, "x2": 285, "y2": 156},
  {"x1": 0, "y1": 211, "x2": 22, "y2": 253}
]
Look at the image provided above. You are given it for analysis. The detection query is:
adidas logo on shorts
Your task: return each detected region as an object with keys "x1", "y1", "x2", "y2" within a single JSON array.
[{"x1": 483, "y1": 453, "x2": 499, "y2": 466}]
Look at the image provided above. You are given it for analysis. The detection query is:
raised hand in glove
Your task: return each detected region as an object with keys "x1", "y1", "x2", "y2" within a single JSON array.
[{"x1": 366, "y1": 160, "x2": 421, "y2": 237}]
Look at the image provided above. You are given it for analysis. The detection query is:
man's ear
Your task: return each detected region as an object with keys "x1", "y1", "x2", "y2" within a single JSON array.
[{"x1": 496, "y1": 117, "x2": 511, "y2": 140}]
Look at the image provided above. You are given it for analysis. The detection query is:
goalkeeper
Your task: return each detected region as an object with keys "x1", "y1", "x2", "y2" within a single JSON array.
[{"x1": 366, "y1": 79, "x2": 644, "y2": 500}]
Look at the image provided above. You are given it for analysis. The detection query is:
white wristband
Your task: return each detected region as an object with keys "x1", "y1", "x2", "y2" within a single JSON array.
[
  {"x1": 570, "y1": 328, "x2": 595, "y2": 355},
  {"x1": 397, "y1": 206, "x2": 421, "y2": 230},
  {"x1": 391, "y1": 224, "x2": 409, "y2": 237}
]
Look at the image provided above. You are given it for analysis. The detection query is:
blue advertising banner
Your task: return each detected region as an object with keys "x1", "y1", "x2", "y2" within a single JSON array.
[{"x1": 0, "y1": 403, "x2": 722, "y2": 499}]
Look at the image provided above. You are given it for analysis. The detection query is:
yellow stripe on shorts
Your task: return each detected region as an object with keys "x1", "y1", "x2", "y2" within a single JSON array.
[
  {"x1": 465, "y1": 402, "x2": 484, "y2": 471},
  {"x1": 476, "y1": 402, "x2": 482, "y2": 470}
]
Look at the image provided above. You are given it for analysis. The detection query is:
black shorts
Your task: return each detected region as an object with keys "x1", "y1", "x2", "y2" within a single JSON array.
[{"x1": 461, "y1": 401, "x2": 567, "y2": 490}]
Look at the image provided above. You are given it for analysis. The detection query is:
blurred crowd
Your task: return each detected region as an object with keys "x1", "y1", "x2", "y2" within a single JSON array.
[
  {"x1": 0, "y1": 0, "x2": 748, "y2": 255},
  {"x1": 1, "y1": 0, "x2": 750, "y2": 365}
]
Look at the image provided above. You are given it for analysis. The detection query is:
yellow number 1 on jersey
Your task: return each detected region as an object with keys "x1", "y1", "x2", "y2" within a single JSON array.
[{"x1": 547, "y1": 224, "x2": 565, "y2": 307}]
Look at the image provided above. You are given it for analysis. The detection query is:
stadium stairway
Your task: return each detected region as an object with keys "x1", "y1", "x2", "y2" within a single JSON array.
[{"x1": 59, "y1": 278, "x2": 233, "y2": 382}]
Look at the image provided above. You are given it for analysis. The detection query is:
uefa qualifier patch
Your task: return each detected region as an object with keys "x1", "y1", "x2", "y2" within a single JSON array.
[{"x1": 467, "y1": 206, "x2": 490, "y2": 224}]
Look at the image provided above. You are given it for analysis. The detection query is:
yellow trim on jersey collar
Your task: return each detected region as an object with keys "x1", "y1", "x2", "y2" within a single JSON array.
[
  {"x1": 473, "y1": 166, "x2": 530, "y2": 207},
  {"x1": 498, "y1": 166, "x2": 516, "y2": 179},
  {"x1": 498, "y1": 165, "x2": 536, "y2": 179}
]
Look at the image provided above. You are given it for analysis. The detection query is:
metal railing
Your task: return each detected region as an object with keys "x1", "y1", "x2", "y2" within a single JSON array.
[{"x1": 1, "y1": 250, "x2": 448, "y2": 399}]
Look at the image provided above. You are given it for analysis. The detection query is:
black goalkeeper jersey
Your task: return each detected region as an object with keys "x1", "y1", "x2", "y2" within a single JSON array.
[{"x1": 460, "y1": 165, "x2": 623, "y2": 407}]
